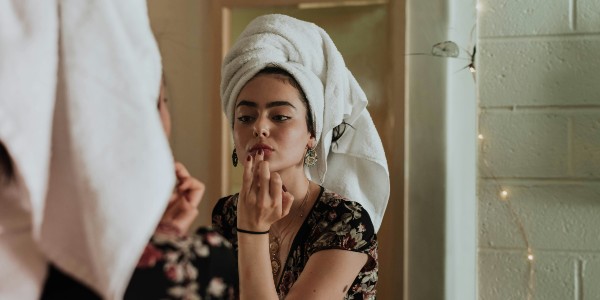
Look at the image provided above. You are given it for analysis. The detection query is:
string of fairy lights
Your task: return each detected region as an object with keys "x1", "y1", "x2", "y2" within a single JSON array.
[
  {"x1": 472, "y1": 4, "x2": 536, "y2": 293},
  {"x1": 478, "y1": 149, "x2": 535, "y2": 299}
]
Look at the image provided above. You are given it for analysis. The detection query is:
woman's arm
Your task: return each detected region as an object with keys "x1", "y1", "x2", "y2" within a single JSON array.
[
  {"x1": 236, "y1": 152, "x2": 293, "y2": 300},
  {"x1": 237, "y1": 232, "x2": 277, "y2": 299},
  {"x1": 286, "y1": 250, "x2": 368, "y2": 299}
]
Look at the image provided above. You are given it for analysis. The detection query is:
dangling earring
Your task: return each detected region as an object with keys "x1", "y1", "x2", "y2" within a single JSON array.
[
  {"x1": 232, "y1": 148, "x2": 238, "y2": 167},
  {"x1": 304, "y1": 147, "x2": 317, "y2": 167}
]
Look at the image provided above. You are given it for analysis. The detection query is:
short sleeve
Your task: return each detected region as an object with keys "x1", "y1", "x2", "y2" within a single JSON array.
[
  {"x1": 307, "y1": 194, "x2": 377, "y2": 270},
  {"x1": 211, "y1": 195, "x2": 238, "y2": 248}
]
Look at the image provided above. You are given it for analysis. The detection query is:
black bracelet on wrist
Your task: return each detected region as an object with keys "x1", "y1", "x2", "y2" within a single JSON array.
[{"x1": 236, "y1": 227, "x2": 270, "y2": 235}]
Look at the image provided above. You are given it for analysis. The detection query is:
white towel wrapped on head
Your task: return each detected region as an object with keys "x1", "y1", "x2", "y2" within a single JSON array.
[{"x1": 221, "y1": 14, "x2": 389, "y2": 232}]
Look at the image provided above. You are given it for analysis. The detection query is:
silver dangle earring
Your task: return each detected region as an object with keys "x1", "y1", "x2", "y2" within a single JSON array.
[
  {"x1": 232, "y1": 148, "x2": 238, "y2": 167},
  {"x1": 304, "y1": 147, "x2": 317, "y2": 167}
]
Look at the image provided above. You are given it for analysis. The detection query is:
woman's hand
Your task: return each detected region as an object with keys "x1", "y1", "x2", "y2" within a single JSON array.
[
  {"x1": 236, "y1": 150, "x2": 294, "y2": 232},
  {"x1": 158, "y1": 162, "x2": 205, "y2": 235}
]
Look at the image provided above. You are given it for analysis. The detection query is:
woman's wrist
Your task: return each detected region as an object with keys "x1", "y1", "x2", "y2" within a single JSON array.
[
  {"x1": 155, "y1": 222, "x2": 185, "y2": 237},
  {"x1": 236, "y1": 227, "x2": 270, "y2": 234},
  {"x1": 236, "y1": 219, "x2": 271, "y2": 233}
]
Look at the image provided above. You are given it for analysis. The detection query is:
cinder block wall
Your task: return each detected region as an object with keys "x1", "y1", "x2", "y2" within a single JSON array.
[{"x1": 478, "y1": 1, "x2": 600, "y2": 299}]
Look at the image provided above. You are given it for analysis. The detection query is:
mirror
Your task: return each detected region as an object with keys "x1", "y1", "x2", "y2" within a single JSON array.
[
  {"x1": 218, "y1": 4, "x2": 403, "y2": 298},
  {"x1": 149, "y1": 0, "x2": 404, "y2": 297}
]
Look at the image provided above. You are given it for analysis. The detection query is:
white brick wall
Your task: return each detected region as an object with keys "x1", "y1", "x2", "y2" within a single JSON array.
[{"x1": 478, "y1": 0, "x2": 600, "y2": 299}]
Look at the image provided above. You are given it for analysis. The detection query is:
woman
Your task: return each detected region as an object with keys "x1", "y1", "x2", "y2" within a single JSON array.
[
  {"x1": 40, "y1": 78, "x2": 238, "y2": 300},
  {"x1": 123, "y1": 77, "x2": 238, "y2": 300},
  {"x1": 212, "y1": 14, "x2": 389, "y2": 299}
]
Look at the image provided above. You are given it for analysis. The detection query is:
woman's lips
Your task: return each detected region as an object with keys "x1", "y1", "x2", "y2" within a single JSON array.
[
  {"x1": 250, "y1": 149, "x2": 272, "y2": 157},
  {"x1": 249, "y1": 145, "x2": 273, "y2": 157}
]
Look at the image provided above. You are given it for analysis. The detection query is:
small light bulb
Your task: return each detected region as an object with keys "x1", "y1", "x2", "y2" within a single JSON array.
[
  {"x1": 500, "y1": 190, "x2": 508, "y2": 199},
  {"x1": 478, "y1": 134, "x2": 484, "y2": 140},
  {"x1": 469, "y1": 66, "x2": 476, "y2": 73},
  {"x1": 527, "y1": 254, "x2": 534, "y2": 261}
]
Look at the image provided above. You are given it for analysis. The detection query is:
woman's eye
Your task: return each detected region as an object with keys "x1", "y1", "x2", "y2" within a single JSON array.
[
  {"x1": 237, "y1": 116, "x2": 254, "y2": 123},
  {"x1": 272, "y1": 115, "x2": 291, "y2": 122}
]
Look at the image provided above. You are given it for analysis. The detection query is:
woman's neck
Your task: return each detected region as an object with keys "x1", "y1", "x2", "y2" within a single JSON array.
[{"x1": 277, "y1": 167, "x2": 311, "y2": 205}]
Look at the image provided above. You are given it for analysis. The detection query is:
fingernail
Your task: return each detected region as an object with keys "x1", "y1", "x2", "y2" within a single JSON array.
[
  {"x1": 246, "y1": 155, "x2": 251, "y2": 161},
  {"x1": 282, "y1": 184, "x2": 288, "y2": 192}
]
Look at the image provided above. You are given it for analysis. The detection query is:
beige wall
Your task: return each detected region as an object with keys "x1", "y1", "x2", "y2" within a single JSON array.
[
  {"x1": 147, "y1": 0, "x2": 217, "y2": 227},
  {"x1": 478, "y1": 0, "x2": 600, "y2": 299}
]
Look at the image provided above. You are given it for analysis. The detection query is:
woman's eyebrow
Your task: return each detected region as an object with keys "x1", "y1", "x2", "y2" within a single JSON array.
[
  {"x1": 236, "y1": 100, "x2": 297, "y2": 110},
  {"x1": 266, "y1": 101, "x2": 296, "y2": 109},
  {"x1": 236, "y1": 100, "x2": 256, "y2": 108}
]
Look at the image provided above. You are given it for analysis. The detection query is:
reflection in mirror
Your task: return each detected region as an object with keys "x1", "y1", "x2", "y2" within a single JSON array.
[
  {"x1": 150, "y1": 0, "x2": 404, "y2": 299},
  {"x1": 215, "y1": 2, "x2": 404, "y2": 299}
]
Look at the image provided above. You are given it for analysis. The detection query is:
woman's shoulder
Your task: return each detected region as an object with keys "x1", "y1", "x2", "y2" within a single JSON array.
[
  {"x1": 211, "y1": 194, "x2": 239, "y2": 238},
  {"x1": 212, "y1": 194, "x2": 237, "y2": 217},
  {"x1": 305, "y1": 187, "x2": 377, "y2": 256},
  {"x1": 214, "y1": 194, "x2": 239, "y2": 210},
  {"x1": 318, "y1": 188, "x2": 372, "y2": 217},
  {"x1": 313, "y1": 187, "x2": 376, "y2": 235}
]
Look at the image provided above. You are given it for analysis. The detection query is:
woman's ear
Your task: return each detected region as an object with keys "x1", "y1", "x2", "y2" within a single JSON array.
[{"x1": 307, "y1": 136, "x2": 316, "y2": 149}]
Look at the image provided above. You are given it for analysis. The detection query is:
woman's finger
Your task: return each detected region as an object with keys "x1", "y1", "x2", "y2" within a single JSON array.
[
  {"x1": 269, "y1": 172, "x2": 283, "y2": 214},
  {"x1": 253, "y1": 150, "x2": 265, "y2": 187},
  {"x1": 257, "y1": 160, "x2": 271, "y2": 208},
  {"x1": 174, "y1": 161, "x2": 190, "y2": 178},
  {"x1": 186, "y1": 179, "x2": 205, "y2": 207},
  {"x1": 161, "y1": 196, "x2": 180, "y2": 222},
  {"x1": 241, "y1": 154, "x2": 254, "y2": 200},
  {"x1": 177, "y1": 177, "x2": 196, "y2": 192}
]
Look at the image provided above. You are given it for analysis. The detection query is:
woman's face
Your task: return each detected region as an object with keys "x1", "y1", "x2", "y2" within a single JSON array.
[
  {"x1": 233, "y1": 74, "x2": 315, "y2": 173},
  {"x1": 157, "y1": 79, "x2": 171, "y2": 137}
]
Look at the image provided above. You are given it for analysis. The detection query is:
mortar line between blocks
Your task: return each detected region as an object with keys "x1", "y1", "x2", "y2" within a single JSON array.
[
  {"x1": 479, "y1": 247, "x2": 600, "y2": 255},
  {"x1": 481, "y1": 106, "x2": 600, "y2": 113},
  {"x1": 568, "y1": 117, "x2": 573, "y2": 176},
  {"x1": 575, "y1": 259, "x2": 583, "y2": 300},
  {"x1": 480, "y1": 32, "x2": 600, "y2": 41},
  {"x1": 479, "y1": 178, "x2": 600, "y2": 184}
]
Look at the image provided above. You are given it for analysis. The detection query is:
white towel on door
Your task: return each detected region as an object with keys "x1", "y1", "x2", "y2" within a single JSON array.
[
  {"x1": 221, "y1": 14, "x2": 389, "y2": 232},
  {"x1": 0, "y1": 1, "x2": 174, "y2": 299}
]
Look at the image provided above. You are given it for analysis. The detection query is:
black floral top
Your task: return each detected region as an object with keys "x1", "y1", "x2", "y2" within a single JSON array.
[
  {"x1": 125, "y1": 227, "x2": 238, "y2": 300},
  {"x1": 212, "y1": 186, "x2": 378, "y2": 300}
]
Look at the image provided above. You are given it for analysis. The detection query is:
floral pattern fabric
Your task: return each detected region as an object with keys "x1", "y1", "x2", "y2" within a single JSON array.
[
  {"x1": 125, "y1": 227, "x2": 238, "y2": 300},
  {"x1": 212, "y1": 186, "x2": 378, "y2": 300}
]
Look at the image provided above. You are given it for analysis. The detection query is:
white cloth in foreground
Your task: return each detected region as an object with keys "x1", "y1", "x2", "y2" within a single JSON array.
[
  {"x1": 221, "y1": 14, "x2": 389, "y2": 232},
  {"x1": 0, "y1": 1, "x2": 174, "y2": 299}
]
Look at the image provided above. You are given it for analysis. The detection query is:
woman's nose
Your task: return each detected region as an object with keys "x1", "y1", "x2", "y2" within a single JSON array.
[{"x1": 253, "y1": 118, "x2": 269, "y2": 137}]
